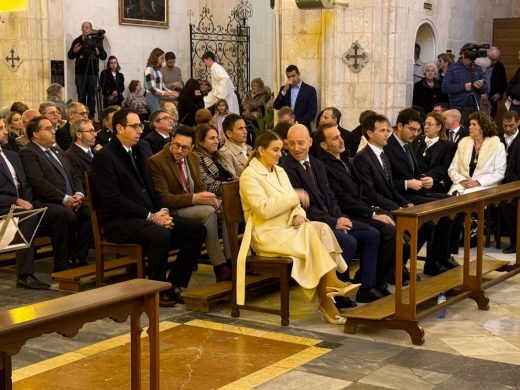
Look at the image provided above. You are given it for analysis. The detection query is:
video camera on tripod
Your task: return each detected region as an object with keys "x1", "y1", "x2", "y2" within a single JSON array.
[
  {"x1": 83, "y1": 29, "x2": 106, "y2": 56},
  {"x1": 461, "y1": 43, "x2": 490, "y2": 62}
]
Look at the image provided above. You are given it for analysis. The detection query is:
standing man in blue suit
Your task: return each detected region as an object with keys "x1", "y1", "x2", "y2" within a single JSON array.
[{"x1": 273, "y1": 65, "x2": 317, "y2": 132}]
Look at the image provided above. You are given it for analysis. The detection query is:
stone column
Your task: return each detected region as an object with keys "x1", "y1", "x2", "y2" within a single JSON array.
[{"x1": 0, "y1": 0, "x2": 64, "y2": 110}]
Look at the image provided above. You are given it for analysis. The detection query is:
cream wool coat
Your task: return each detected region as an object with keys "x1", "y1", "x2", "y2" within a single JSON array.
[
  {"x1": 236, "y1": 158, "x2": 347, "y2": 305},
  {"x1": 448, "y1": 135, "x2": 506, "y2": 194}
]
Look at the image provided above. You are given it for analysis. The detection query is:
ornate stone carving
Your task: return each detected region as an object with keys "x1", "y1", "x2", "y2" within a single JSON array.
[
  {"x1": 342, "y1": 41, "x2": 369, "y2": 73},
  {"x1": 4, "y1": 46, "x2": 22, "y2": 72}
]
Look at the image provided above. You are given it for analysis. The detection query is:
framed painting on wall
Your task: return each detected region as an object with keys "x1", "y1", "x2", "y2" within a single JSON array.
[{"x1": 119, "y1": 0, "x2": 168, "y2": 28}]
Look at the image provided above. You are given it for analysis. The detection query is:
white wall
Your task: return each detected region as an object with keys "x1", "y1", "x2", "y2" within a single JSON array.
[{"x1": 62, "y1": 0, "x2": 274, "y2": 105}]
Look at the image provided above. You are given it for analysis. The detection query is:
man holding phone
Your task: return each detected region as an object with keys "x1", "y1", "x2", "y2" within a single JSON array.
[
  {"x1": 441, "y1": 43, "x2": 488, "y2": 125},
  {"x1": 273, "y1": 65, "x2": 317, "y2": 132}
]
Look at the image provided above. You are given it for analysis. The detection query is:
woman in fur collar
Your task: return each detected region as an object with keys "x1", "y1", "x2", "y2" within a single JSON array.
[{"x1": 448, "y1": 111, "x2": 506, "y2": 194}]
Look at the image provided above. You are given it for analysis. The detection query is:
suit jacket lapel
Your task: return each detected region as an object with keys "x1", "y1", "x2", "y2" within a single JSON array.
[
  {"x1": 165, "y1": 149, "x2": 185, "y2": 191},
  {"x1": 367, "y1": 147, "x2": 393, "y2": 191}
]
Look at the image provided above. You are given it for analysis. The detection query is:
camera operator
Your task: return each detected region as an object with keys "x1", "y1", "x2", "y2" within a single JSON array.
[
  {"x1": 441, "y1": 43, "x2": 488, "y2": 127},
  {"x1": 67, "y1": 21, "x2": 107, "y2": 120}
]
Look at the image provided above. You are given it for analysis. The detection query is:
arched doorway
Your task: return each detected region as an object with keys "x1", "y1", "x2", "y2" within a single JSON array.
[{"x1": 415, "y1": 22, "x2": 437, "y2": 71}]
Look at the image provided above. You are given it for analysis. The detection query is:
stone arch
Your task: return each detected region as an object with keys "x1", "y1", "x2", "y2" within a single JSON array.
[{"x1": 415, "y1": 21, "x2": 437, "y2": 72}]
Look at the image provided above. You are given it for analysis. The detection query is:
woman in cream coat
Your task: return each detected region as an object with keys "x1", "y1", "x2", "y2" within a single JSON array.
[
  {"x1": 448, "y1": 111, "x2": 506, "y2": 194},
  {"x1": 238, "y1": 131, "x2": 359, "y2": 325}
]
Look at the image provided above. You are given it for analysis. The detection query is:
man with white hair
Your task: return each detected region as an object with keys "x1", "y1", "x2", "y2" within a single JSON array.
[
  {"x1": 442, "y1": 109, "x2": 468, "y2": 144},
  {"x1": 488, "y1": 46, "x2": 508, "y2": 118}
]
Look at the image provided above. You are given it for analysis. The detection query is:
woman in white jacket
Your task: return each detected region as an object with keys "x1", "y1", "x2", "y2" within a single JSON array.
[
  {"x1": 238, "y1": 131, "x2": 359, "y2": 325},
  {"x1": 448, "y1": 111, "x2": 506, "y2": 194}
]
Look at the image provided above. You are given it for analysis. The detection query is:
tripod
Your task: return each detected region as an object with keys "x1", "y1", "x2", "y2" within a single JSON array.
[{"x1": 77, "y1": 47, "x2": 103, "y2": 121}]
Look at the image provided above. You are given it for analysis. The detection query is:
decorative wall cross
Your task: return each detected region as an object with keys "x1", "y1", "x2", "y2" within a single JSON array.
[
  {"x1": 342, "y1": 41, "x2": 369, "y2": 73},
  {"x1": 4, "y1": 47, "x2": 22, "y2": 72}
]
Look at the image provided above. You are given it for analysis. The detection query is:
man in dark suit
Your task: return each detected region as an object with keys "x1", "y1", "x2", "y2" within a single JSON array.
[
  {"x1": 273, "y1": 65, "x2": 317, "y2": 131},
  {"x1": 147, "y1": 125, "x2": 231, "y2": 282},
  {"x1": 281, "y1": 124, "x2": 382, "y2": 303},
  {"x1": 316, "y1": 123, "x2": 398, "y2": 289},
  {"x1": 55, "y1": 102, "x2": 89, "y2": 151},
  {"x1": 20, "y1": 116, "x2": 93, "y2": 270},
  {"x1": 488, "y1": 47, "x2": 508, "y2": 119},
  {"x1": 64, "y1": 118, "x2": 96, "y2": 190},
  {"x1": 0, "y1": 118, "x2": 51, "y2": 289},
  {"x1": 383, "y1": 109, "x2": 456, "y2": 275},
  {"x1": 313, "y1": 107, "x2": 353, "y2": 157},
  {"x1": 443, "y1": 109, "x2": 468, "y2": 144},
  {"x1": 96, "y1": 105, "x2": 119, "y2": 147},
  {"x1": 143, "y1": 109, "x2": 173, "y2": 154},
  {"x1": 499, "y1": 111, "x2": 520, "y2": 253},
  {"x1": 91, "y1": 108, "x2": 205, "y2": 307}
]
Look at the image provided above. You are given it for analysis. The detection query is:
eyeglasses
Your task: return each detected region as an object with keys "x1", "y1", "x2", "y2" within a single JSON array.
[
  {"x1": 157, "y1": 116, "x2": 172, "y2": 121},
  {"x1": 72, "y1": 111, "x2": 89, "y2": 116},
  {"x1": 171, "y1": 142, "x2": 192, "y2": 151},
  {"x1": 404, "y1": 125, "x2": 421, "y2": 133},
  {"x1": 123, "y1": 123, "x2": 144, "y2": 131},
  {"x1": 78, "y1": 129, "x2": 96, "y2": 134}
]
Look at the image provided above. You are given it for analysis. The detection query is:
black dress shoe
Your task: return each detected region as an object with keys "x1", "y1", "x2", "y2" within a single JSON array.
[
  {"x1": 356, "y1": 287, "x2": 384, "y2": 303},
  {"x1": 385, "y1": 275, "x2": 409, "y2": 287},
  {"x1": 503, "y1": 245, "x2": 516, "y2": 254},
  {"x1": 67, "y1": 257, "x2": 79, "y2": 269},
  {"x1": 159, "y1": 292, "x2": 177, "y2": 307},
  {"x1": 16, "y1": 274, "x2": 51, "y2": 290},
  {"x1": 76, "y1": 258, "x2": 89, "y2": 267},
  {"x1": 443, "y1": 256, "x2": 460, "y2": 269},
  {"x1": 166, "y1": 286, "x2": 184, "y2": 304},
  {"x1": 377, "y1": 283, "x2": 392, "y2": 297},
  {"x1": 334, "y1": 296, "x2": 358, "y2": 309},
  {"x1": 403, "y1": 268, "x2": 421, "y2": 282},
  {"x1": 423, "y1": 261, "x2": 448, "y2": 276}
]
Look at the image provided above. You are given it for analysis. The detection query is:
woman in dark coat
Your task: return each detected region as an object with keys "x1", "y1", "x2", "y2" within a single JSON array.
[
  {"x1": 178, "y1": 78, "x2": 205, "y2": 127},
  {"x1": 99, "y1": 55, "x2": 125, "y2": 108},
  {"x1": 413, "y1": 63, "x2": 448, "y2": 115}
]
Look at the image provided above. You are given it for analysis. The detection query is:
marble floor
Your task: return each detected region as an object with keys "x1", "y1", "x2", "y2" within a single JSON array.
[{"x1": 2, "y1": 246, "x2": 520, "y2": 389}]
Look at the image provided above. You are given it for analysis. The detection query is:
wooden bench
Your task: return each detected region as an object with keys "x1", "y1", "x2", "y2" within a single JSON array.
[
  {"x1": 344, "y1": 182, "x2": 520, "y2": 345},
  {"x1": 0, "y1": 278, "x2": 170, "y2": 390},
  {"x1": 182, "y1": 274, "x2": 276, "y2": 312}
]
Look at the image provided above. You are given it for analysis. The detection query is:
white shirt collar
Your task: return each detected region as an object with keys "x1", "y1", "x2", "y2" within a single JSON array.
[
  {"x1": 75, "y1": 143, "x2": 91, "y2": 154},
  {"x1": 367, "y1": 142, "x2": 383, "y2": 157},
  {"x1": 505, "y1": 129, "x2": 519, "y2": 144}
]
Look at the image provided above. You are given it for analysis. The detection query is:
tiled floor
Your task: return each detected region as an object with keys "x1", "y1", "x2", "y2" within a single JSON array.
[{"x1": 2, "y1": 246, "x2": 520, "y2": 389}]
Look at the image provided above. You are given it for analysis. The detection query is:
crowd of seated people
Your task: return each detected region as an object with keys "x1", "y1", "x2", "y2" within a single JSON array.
[{"x1": 2, "y1": 39, "x2": 520, "y2": 326}]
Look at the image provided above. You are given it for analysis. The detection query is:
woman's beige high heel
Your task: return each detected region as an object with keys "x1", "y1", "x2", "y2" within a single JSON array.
[
  {"x1": 319, "y1": 306, "x2": 346, "y2": 325},
  {"x1": 326, "y1": 283, "x2": 361, "y2": 302}
]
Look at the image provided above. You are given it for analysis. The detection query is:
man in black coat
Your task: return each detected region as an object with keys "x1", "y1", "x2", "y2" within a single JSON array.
[
  {"x1": 20, "y1": 116, "x2": 93, "y2": 271},
  {"x1": 91, "y1": 108, "x2": 205, "y2": 307},
  {"x1": 383, "y1": 109, "x2": 456, "y2": 275},
  {"x1": 143, "y1": 109, "x2": 173, "y2": 154},
  {"x1": 316, "y1": 123, "x2": 399, "y2": 288},
  {"x1": 273, "y1": 65, "x2": 317, "y2": 132},
  {"x1": 281, "y1": 124, "x2": 383, "y2": 303},
  {"x1": 56, "y1": 102, "x2": 89, "y2": 151},
  {"x1": 499, "y1": 111, "x2": 520, "y2": 253},
  {"x1": 64, "y1": 118, "x2": 96, "y2": 190},
  {"x1": 488, "y1": 47, "x2": 508, "y2": 119},
  {"x1": 67, "y1": 21, "x2": 107, "y2": 119}
]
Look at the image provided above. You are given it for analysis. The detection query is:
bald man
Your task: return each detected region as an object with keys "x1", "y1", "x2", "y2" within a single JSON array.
[
  {"x1": 281, "y1": 124, "x2": 383, "y2": 303},
  {"x1": 488, "y1": 46, "x2": 508, "y2": 118},
  {"x1": 16, "y1": 109, "x2": 40, "y2": 148},
  {"x1": 443, "y1": 109, "x2": 468, "y2": 144}
]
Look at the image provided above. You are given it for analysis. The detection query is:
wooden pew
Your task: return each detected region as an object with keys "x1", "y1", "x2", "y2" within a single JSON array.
[
  {"x1": 344, "y1": 182, "x2": 520, "y2": 345},
  {"x1": 0, "y1": 279, "x2": 170, "y2": 390}
]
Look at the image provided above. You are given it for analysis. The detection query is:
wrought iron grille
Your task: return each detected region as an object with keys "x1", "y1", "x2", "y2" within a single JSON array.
[{"x1": 190, "y1": 5, "x2": 250, "y2": 100}]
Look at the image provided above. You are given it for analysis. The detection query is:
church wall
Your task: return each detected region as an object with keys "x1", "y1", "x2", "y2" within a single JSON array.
[
  {"x1": 276, "y1": 0, "x2": 520, "y2": 130},
  {"x1": 0, "y1": 0, "x2": 64, "y2": 110}
]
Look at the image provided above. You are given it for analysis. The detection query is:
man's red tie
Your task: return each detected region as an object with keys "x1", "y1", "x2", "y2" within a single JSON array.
[{"x1": 177, "y1": 160, "x2": 190, "y2": 193}]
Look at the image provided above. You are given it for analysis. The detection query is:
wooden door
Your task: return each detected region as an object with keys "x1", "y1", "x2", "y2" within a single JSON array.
[{"x1": 493, "y1": 18, "x2": 520, "y2": 124}]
